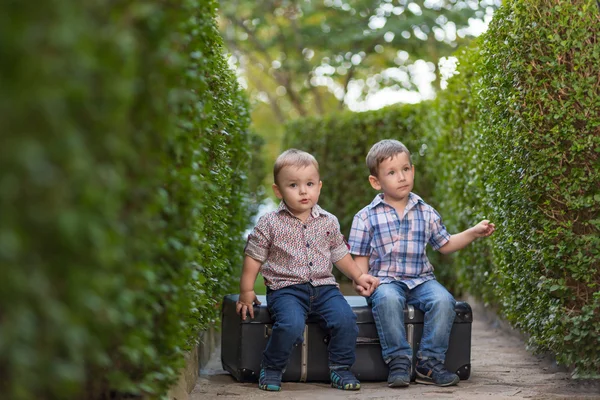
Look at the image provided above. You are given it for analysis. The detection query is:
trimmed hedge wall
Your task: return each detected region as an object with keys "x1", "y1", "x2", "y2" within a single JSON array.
[
  {"x1": 475, "y1": 0, "x2": 600, "y2": 377},
  {"x1": 285, "y1": 0, "x2": 599, "y2": 377},
  {"x1": 0, "y1": 0, "x2": 261, "y2": 398}
]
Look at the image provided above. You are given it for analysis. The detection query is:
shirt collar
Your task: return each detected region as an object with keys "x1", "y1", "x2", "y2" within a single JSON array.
[
  {"x1": 277, "y1": 201, "x2": 324, "y2": 219},
  {"x1": 368, "y1": 192, "x2": 423, "y2": 212}
]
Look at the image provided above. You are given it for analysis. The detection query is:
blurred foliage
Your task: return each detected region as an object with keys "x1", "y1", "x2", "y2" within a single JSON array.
[
  {"x1": 219, "y1": 0, "x2": 500, "y2": 120},
  {"x1": 0, "y1": 0, "x2": 263, "y2": 398},
  {"x1": 285, "y1": 0, "x2": 600, "y2": 377},
  {"x1": 219, "y1": 0, "x2": 500, "y2": 181}
]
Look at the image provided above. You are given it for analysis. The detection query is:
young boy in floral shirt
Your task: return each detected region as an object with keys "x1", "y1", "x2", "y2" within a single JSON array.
[{"x1": 237, "y1": 149, "x2": 380, "y2": 392}]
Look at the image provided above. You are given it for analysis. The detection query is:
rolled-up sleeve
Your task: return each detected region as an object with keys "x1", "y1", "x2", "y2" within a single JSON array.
[
  {"x1": 428, "y1": 209, "x2": 450, "y2": 250},
  {"x1": 244, "y1": 215, "x2": 271, "y2": 262},
  {"x1": 328, "y1": 216, "x2": 349, "y2": 263},
  {"x1": 348, "y1": 212, "x2": 372, "y2": 256}
]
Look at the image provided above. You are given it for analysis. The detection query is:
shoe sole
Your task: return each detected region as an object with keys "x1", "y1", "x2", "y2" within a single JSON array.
[
  {"x1": 388, "y1": 377, "x2": 410, "y2": 387},
  {"x1": 388, "y1": 381, "x2": 410, "y2": 387},
  {"x1": 331, "y1": 382, "x2": 361, "y2": 390},
  {"x1": 259, "y1": 384, "x2": 282, "y2": 391},
  {"x1": 415, "y1": 374, "x2": 460, "y2": 387}
]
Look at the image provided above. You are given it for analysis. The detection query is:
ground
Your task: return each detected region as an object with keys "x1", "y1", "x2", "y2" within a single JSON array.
[{"x1": 192, "y1": 297, "x2": 600, "y2": 400}]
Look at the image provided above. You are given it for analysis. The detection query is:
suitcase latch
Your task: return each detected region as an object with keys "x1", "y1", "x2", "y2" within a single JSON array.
[{"x1": 264, "y1": 325, "x2": 273, "y2": 338}]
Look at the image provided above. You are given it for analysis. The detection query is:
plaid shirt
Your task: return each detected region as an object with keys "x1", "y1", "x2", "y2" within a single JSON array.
[
  {"x1": 245, "y1": 201, "x2": 349, "y2": 290},
  {"x1": 348, "y1": 193, "x2": 450, "y2": 289}
]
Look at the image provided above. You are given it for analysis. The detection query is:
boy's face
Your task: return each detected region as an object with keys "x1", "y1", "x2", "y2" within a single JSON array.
[
  {"x1": 273, "y1": 164, "x2": 322, "y2": 220},
  {"x1": 369, "y1": 152, "x2": 414, "y2": 204}
]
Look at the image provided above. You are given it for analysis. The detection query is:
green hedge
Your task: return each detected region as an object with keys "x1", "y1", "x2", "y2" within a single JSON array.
[
  {"x1": 475, "y1": 0, "x2": 600, "y2": 377},
  {"x1": 421, "y1": 46, "x2": 499, "y2": 305},
  {"x1": 285, "y1": 0, "x2": 599, "y2": 377},
  {"x1": 0, "y1": 0, "x2": 261, "y2": 398}
]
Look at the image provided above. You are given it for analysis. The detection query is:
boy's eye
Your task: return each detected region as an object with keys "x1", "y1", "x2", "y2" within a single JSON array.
[
  {"x1": 290, "y1": 183, "x2": 297, "y2": 188},
  {"x1": 307, "y1": 182, "x2": 314, "y2": 186},
  {"x1": 388, "y1": 171, "x2": 395, "y2": 175}
]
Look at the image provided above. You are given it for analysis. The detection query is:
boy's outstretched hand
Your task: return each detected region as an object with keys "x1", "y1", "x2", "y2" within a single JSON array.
[
  {"x1": 354, "y1": 273, "x2": 380, "y2": 297},
  {"x1": 236, "y1": 290, "x2": 261, "y2": 320},
  {"x1": 472, "y1": 220, "x2": 496, "y2": 237}
]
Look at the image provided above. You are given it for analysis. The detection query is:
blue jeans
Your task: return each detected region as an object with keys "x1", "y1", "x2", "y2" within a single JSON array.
[
  {"x1": 367, "y1": 280, "x2": 456, "y2": 363},
  {"x1": 263, "y1": 283, "x2": 358, "y2": 371}
]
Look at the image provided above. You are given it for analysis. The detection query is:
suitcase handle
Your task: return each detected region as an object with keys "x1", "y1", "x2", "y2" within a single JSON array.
[
  {"x1": 357, "y1": 337, "x2": 380, "y2": 345},
  {"x1": 323, "y1": 335, "x2": 381, "y2": 345}
]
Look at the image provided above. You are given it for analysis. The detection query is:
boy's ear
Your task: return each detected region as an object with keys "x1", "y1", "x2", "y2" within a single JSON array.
[
  {"x1": 272, "y1": 183, "x2": 283, "y2": 199},
  {"x1": 368, "y1": 175, "x2": 381, "y2": 191}
]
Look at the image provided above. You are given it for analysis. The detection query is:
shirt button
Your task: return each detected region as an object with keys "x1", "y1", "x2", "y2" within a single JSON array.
[
  {"x1": 306, "y1": 243, "x2": 310, "y2": 248},
  {"x1": 309, "y1": 262, "x2": 313, "y2": 266},
  {"x1": 303, "y1": 225, "x2": 307, "y2": 229}
]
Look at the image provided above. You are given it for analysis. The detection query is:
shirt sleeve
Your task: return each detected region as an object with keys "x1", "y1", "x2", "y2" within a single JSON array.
[
  {"x1": 428, "y1": 208, "x2": 451, "y2": 250},
  {"x1": 348, "y1": 212, "x2": 372, "y2": 256},
  {"x1": 327, "y1": 215, "x2": 349, "y2": 263},
  {"x1": 244, "y1": 214, "x2": 272, "y2": 263}
]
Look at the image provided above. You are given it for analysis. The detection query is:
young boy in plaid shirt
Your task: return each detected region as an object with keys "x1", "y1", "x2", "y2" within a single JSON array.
[{"x1": 348, "y1": 139, "x2": 495, "y2": 388}]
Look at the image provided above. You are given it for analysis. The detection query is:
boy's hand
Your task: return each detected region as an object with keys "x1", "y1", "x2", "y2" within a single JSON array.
[
  {"x1": 472, "y1": 220, "x2": 496, "y2": 238},
  {"x1": 354, "y1": 274, "x2": 380, "y2": 297},
  {"x1": 236, "y1": 290, "x2": 261, "y2": 320}
]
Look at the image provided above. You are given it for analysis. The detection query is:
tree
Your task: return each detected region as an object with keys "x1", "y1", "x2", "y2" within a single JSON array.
[{"x1": 219, "y1": 0, "x2": 500, "y2": 124}]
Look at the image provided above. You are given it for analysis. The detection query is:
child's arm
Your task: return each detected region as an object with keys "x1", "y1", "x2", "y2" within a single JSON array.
[
  {"x1": 334, "y1": 254, "x2": 380, "y2": 296},
  {"x1": 236, "y1": 255, "x2": 262, "y2": 320},
  {"x1": 352, "y1": 255, "x2": 372, "y2": 297},
  {"x1": 438, "y1": 220, "x2": 496, "y2": 255}
]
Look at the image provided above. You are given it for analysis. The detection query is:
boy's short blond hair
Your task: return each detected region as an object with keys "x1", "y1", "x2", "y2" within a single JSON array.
[
  {"x1": 273, "y1": 149, "x2": 320, "y2": 184},
  {"x1": 366, "y1": 139, "x2": 412, "y2": 176}
]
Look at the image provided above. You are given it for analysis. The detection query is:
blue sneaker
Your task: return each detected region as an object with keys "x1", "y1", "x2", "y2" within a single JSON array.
[
  {"x1": 415, "y1": 358, "x2": 460, "y2": 387},
  {"x1": 258, "y1": 368, "x2": 282, "y2": 391},
  {"x1": 388, "y1": 357, "x2": 411, "y2": 387},
  {"x1": 330, "y1": 367, "x2": 360, "y2": 390}
]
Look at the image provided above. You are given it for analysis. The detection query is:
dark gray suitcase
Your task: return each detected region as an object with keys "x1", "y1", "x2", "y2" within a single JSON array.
[{"x1": 221, "y1": 294, "x2": 472, "y2": 382}]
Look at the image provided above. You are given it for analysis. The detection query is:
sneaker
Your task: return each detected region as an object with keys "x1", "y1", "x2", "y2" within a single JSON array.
[
  {"x1": 258, "y1": 368, "x2": 282, "y2": 391},
  {"x1": 387, "y1": 357, "x2": 411, "y2": 387},
  {"x1": 415, "y1": 358, "x2": 460, "y2": 387},
  {"x1": 330, "y1": 367, "x2": 361, "y2": 390}
]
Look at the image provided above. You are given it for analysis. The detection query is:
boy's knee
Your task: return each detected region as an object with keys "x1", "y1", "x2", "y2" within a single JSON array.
[
  {"x1": 327, "y1": 305, "x2": 357, "y2": 331},
  {"x1": 429, "y1": 295, "x2": 456, "y2": 314},
  {"x1": 372, "y1": 287, "x2": 405, "y2": 309},
  {"x1": 276, "y1": 323, "x2": 305, "y2": 345},
  {"x1": 435, "y1": 291, "x2": 456, "y2": 306},
  {"x1": 274, "y1": 314, "x2": 306, "y2": 338}
]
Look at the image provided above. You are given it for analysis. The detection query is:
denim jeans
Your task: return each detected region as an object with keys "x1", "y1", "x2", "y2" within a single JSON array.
[
  {"x1": 367, "y1": 280, "x2": 456, "y2": 363},
  {"x1": 263, "y1": 283, "x2": 358, "y2": 371}
]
